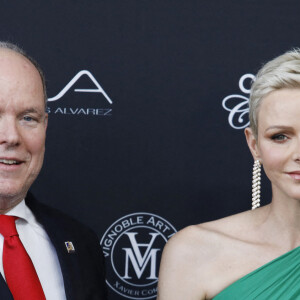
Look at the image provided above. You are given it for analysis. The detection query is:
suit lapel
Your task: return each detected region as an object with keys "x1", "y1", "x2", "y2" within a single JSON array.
[
  {"x1": 26, "y1": 194, "x2": 79, "y2": 300},
  {"x1": 0, "y1": 274, "x2": 13, "y2": 299}
]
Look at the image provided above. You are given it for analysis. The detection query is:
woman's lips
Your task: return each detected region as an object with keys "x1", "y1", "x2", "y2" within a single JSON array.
[{"x1": 287, "y1": 172, "x2": 300, "y2": 180}]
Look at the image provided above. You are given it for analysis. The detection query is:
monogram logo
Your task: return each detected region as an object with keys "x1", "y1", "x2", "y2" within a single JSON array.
[
  {"x1": 122, "y1": 232, "x2": 160, "y2": 280},
  {"x1": 222, "y1": 74, "x2": 255, "y2": 129},
  {"x1": 101, "y1": 212, "x2": 176, "y2": 299}
]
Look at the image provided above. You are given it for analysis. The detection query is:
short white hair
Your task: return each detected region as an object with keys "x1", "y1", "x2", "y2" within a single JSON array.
[{"x1": 250, "y1": 48, "x2": 300, "y2": 138}]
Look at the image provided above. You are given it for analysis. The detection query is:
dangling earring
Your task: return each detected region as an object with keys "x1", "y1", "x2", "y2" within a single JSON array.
[{"x1": 252, "y1": 160, "x2": 261, "y2": 210}]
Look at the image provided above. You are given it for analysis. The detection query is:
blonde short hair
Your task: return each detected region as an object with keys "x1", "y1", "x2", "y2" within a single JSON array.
[{"x1": 250, "y1": 49, "x2": 300, "y2": 138}]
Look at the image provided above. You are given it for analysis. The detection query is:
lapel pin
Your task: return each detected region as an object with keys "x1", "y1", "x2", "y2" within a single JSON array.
[{"x1": 65, "y1": 241, "x2": 75, "y2": 253}]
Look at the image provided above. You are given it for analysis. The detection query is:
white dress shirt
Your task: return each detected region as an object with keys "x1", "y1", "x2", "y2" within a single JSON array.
[{"x1": 0, "y1": 200, "x2": 66, "y2": 300}]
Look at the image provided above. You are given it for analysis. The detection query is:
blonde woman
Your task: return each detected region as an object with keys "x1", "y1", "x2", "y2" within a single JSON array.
[{"x1": 158, "y1": 49, "x2": 300, "y2": 299}]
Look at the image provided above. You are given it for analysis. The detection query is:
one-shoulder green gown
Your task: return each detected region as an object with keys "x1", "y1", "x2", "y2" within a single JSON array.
[{"x1": 213, "y1": 246, "x2": 300, "y2": 299}]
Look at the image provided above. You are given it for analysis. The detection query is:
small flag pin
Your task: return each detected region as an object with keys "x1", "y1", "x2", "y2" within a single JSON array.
[{"x1": 65, "y1": 241, "x2": 75, "y2": 253}]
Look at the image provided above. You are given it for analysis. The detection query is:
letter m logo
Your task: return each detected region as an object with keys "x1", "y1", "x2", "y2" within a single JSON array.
[{"x1": 122, "y1": 232, "x2": 160, "y2": 280}]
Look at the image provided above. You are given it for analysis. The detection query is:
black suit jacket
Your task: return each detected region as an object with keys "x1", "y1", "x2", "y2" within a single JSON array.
[{"x1": 0, "y1": 193, "x2": 107, "y2": 300}]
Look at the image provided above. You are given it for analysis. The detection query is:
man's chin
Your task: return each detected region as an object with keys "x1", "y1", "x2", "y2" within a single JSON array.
[{"x1": 0, "y1": 189, "x2": 27, "y2": 213}]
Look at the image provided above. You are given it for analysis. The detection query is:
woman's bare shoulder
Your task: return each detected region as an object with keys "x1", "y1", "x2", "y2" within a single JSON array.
[
  {"x1": 169, "y1": 209, "x2": 256, "y2": 249},
  {"x1": 199, "y1": 209, "x2": 257, "y2": 238},
  {"x1": 161, "y1": 224, "x2": 213, "y2": 263},
  {"x1": 157, "y1": 209, "x2": 261, "y2": 300},
  {"x1": 161, "y1": 209, "x2": 257, "y2": 265},
  {"x1": 157, "y1": 225, "x2": 210, "y2": 299}
]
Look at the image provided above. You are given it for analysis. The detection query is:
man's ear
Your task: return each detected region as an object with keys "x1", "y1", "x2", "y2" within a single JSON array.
[
  {"x1": 44, "y1": 113, "x2": 48, "y2": 131},
  {"x1": 244, "y1": 127, "x2": 260, "y2": 160}
]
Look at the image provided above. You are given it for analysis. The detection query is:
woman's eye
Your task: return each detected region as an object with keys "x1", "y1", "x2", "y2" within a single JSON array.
[{"x1": 271, "y1": 134, "x2": 287, "y2": 141}]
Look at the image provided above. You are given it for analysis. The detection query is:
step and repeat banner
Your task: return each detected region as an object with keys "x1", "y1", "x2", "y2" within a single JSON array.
[{"x1": 0, "y1": 1, "x2": 298, "y2": 299}]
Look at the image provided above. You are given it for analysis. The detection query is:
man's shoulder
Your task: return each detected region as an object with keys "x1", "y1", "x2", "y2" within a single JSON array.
[
  {"x1": 25, "y1": 195, "x2": 107, "y2": 299},
  {"x1": 25, "y1": 192, "x2": 97, "y2": 238}
]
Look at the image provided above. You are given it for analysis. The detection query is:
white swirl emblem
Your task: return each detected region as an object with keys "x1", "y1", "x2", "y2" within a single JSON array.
[{"x1": 222, "y1": 74, "x2": 255, "y2": 129}]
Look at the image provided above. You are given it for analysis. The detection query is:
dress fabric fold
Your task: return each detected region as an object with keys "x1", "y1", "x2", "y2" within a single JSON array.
[{"x1": 213, "y1": 246, "x2": 300, "y2": 299}]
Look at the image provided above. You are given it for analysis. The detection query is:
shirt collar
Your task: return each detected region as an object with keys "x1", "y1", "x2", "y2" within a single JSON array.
[
  {"x1": 6, "y1": 199, "x2": 38, "y2": 227},
  {"x1": 5, "y1": 199, "x2": 49, "y2": 240}
]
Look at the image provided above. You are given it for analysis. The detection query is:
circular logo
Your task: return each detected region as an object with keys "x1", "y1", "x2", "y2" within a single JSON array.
[{"x1": 100, "y1": 212, "x2": 177, "y2": 299}]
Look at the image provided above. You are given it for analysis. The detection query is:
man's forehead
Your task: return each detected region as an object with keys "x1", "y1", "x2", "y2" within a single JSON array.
[
  {"x1": 0, "y1": 49, "x2": 45, "y2": 107},
  {"x1": 0, "y1": 48, "x2": 37, "y2": 73},
  {"x1": 0, "y1": 49, "x2": 41, "y2": 85}
]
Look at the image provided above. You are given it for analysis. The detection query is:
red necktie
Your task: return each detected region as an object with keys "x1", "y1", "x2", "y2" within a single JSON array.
[{"x1": 0, "y1": 215, "x2": 46, "y2": 300}]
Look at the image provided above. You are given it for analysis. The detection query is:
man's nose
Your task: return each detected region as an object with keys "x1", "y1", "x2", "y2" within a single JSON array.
[{"x1": 0, "y1": 117, "x2": 21, "y2": 147}]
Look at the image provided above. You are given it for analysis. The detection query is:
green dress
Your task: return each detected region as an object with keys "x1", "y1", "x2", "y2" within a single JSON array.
[{"x1": 213, "y1": 246, "x2": 300, "y2": 299}]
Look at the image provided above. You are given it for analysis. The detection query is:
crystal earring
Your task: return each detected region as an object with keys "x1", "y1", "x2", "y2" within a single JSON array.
[{"x1": 252, "y1": 160, "x2": 261, "y2": 210}]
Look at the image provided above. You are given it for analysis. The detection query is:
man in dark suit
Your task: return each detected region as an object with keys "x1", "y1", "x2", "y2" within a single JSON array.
[{"x1": 0, "y1": 42, "x2": 107, "y2": 299}]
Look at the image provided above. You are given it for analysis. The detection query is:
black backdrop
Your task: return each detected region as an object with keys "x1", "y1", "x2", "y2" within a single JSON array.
[{"x1": 0, "y1": 1, "x2": 298, "y2": 299}]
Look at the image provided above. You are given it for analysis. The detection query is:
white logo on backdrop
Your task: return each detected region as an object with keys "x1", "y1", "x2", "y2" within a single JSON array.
[
  {"x1": 100, "y1": 212, "x2": 176, "y2": 299},
  {"x1": 222, "y1": 74, "x2": 255, "y2": 129},
  {"x1": 48, "y1": 70, "x2": 113, "y2": 104},
  {"x1": 122, "y1": 232, "x2": 160, "y2": 280}
]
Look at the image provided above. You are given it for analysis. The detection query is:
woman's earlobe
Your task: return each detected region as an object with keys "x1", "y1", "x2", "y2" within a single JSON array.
[{"x1": 244, "y1": 127, "x2": 260, "y2": 160}]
